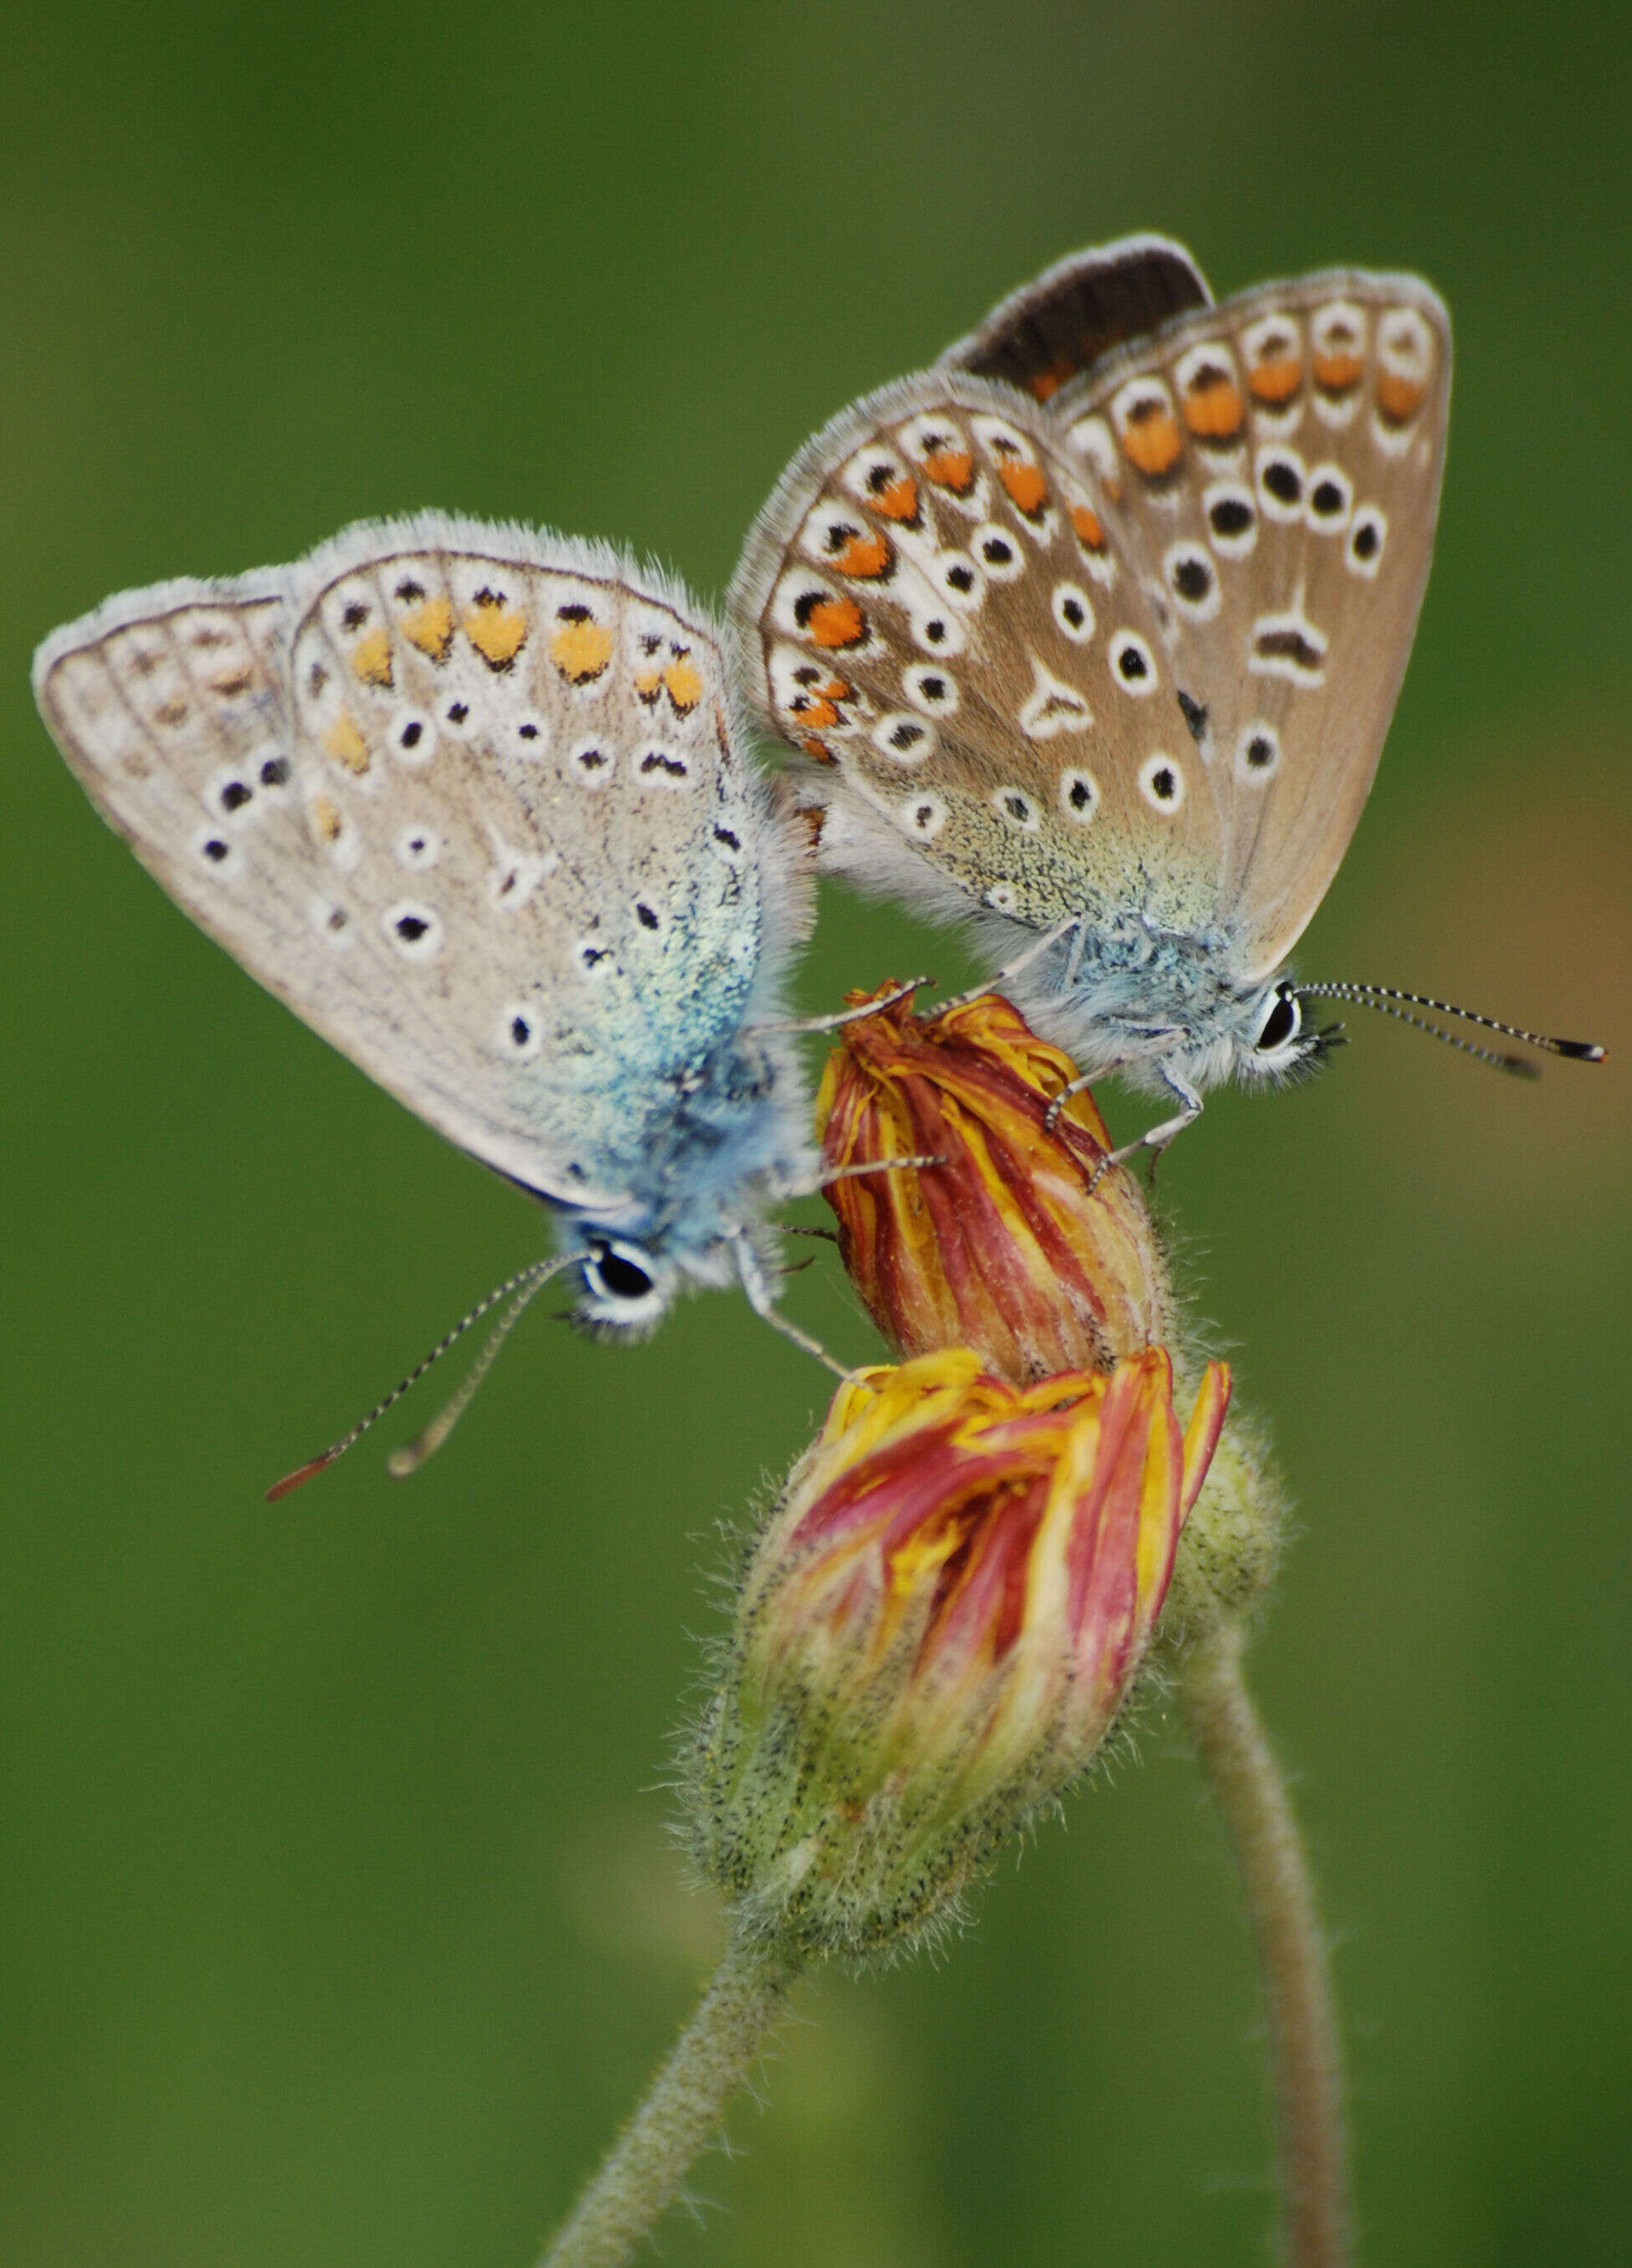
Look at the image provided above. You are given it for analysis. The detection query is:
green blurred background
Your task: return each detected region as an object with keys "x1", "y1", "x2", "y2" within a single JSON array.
[{"x1": 5, "y1": 4, "x2": 1628, "y2": 2262}]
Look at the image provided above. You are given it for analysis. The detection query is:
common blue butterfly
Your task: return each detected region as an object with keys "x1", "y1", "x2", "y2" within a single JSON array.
[
  {"x1": 36, "y1": 516, "x2": 835, "y2": 1482},
  {"x1": 731, "y1": 238, "x2": 1600, "y2": 1160}
]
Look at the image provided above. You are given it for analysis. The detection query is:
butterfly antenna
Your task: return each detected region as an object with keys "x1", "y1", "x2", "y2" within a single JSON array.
[
  {"x1": 1296, "y1": 983, "x2": 1607, "y2": 1076},
  {"x1": 265, "y1": 1255, "x2": 573, "y2": 1501}
]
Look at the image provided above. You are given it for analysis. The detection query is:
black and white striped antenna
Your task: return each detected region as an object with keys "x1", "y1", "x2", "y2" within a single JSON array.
[{"x1": 1294, "y1": 981, "x2": 1605, "y2": 1077}]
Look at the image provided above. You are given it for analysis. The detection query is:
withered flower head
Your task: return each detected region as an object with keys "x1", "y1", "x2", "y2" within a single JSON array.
[{"x1": 817, "y1": 986, "x2": 1169, "y2": 1379}]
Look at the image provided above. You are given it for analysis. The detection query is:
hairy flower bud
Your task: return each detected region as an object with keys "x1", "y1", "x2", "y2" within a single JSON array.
[
  {"x1": 816, "y1": 986, "x2": 1168, "y2": 1378},
  {"x1": 685, "y1": 1347, "x2": 1229, "y2": 1958}
]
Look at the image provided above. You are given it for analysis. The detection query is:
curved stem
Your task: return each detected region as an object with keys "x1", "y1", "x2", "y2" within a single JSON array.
[
  {"x1": 540, "y1": 1931, "x2": 801, "y2": 2268},
  {"x1": 1180, "y1": 1622, "x2": 1350, "y2": 2268}
]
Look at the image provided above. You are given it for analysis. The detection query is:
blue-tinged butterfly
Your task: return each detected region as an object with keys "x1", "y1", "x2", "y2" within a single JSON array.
[
  {"x1": 730, "y1": 237, "x2": 1601, "y2": 1161},
  {"x1": 35, "y1": 516, "x2": 860, "y2": 1489}
]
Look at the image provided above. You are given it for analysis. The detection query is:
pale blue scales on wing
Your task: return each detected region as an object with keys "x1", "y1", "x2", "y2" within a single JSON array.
[{"x1": 33, "y1": 514, "x2": 823, "y2": 1374}]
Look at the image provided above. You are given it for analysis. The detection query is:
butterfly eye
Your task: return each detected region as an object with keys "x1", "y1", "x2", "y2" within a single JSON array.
[
  {"x1": 1254, "y1": 984, "x2": 1301, "y2": 1053},
  {"x1": 584, "y1": 1240, "x2": 657, "y2": 1303}
]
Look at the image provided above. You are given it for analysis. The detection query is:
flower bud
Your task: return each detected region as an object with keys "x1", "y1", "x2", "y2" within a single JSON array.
[
  {"x1": 685, "y1": 1347, "x2": 1229, "y2": 1958},
  {"x1": 816, "y1": 986, "x2": 1168, "y2": 1378}
]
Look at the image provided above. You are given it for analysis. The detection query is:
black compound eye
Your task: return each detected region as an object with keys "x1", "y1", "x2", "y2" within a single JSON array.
[
  {"x1": 1255, "y1": 987, "x2": 1300, "y2": 1051},
  {"x1": 589, "y1": 1244, "x2": 654, "y2": 1301}
]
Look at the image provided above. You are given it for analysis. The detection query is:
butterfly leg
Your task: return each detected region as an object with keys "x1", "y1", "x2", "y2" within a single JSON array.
[
  {"x1": 1043, "y1": 1069, "x2": 1101, "y2": 1134},
  {"x1": 758, "y1": 918, "x2": 1082, "y2": 1041},
  {"x1": 771, "y1": 1152, "x2": 943, "y2": 1205},
  {"x1": 1045, "y1": 1061, "x2": 1203, "y2": 1183},
  {"x1": 731, "y1": 1231, "x2": 849, "y2": 1378},
  {"x1": 926, "y1": 913, "x2": 1084, "y2": 1020},
  {"x1": 748, "y1": 977, "x2": 931, "y2": 1037},
  {"x1": 813, "y1": 1154, "x2": 944, "y2": 1188},
  {"x1": 1102, "y1": 1065, "x2": 1203, "y2": 1169},
  {"x1": 1052, "y1": 917, "x2": 1090, "y2": 1001}
]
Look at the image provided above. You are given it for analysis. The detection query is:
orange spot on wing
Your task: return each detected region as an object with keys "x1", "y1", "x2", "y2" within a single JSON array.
[
  {"x1": 1376, "y1": 370, "x2": 1427, "y2": 424},
  {"x1": 1027, "y1": 363, "x2": 1074, "y2": 402},
  {"x1": 922, "y1": 448, "x2": 974, "y2": 494},
  {"x1": 634, "y1": 667, "x2": 664, "y2": 703},
  {"x1": 321, "y1": 711, "x2": 371, "y2": 773},
  {"x1": 550, "y1": 619, "x2": 613, "y2": 683},
  {"x1": 463, "y1": 597, "x2": 528, "y2": 669},
  {"x1": 830, "y1": 529, "x2": 894, "y2": 579},
  {"x1": 1120, "y1": 404, "x2": 1183, "y2": 477},
  {"x1": 401, "y1": 595, "x2": 455, "y2": 661},
  {"x1": 871, "y1": 474, "x2": 920, "y2": 521},
  {"x1": 664, "y1": 655, "x2": 703, "y2": 713},
  {"x1": 1182, "y1": 373, "x2": 1245, "y2": 439},
  {"x1": 1070, "y1": 503, "x2": 1105, "y2": 550},
  {"x1": 793, "y1": 695, "x2": 840, "y2": 729},
  {"x1": 998, "y1": 461, "x2": 1050, "y2": 517},
  {"x1": 349, "y1": 625, "x2": 393, "y2": 687},
  {"x1": 310, "y1": 792, "x2": 343, "y2": 843},
  {"x1": 1313, "y1": 350, "x2": 1364, "y2": 394},
  {"x1": 805, "y1": 595, "x2": 867, "y2": 650},
  {"x1": 802, "y1": 736, "x2": 836, "y2": 763},
  {"x1": 1248, "y1": 355, "x2": 1302, "y2": 404}
]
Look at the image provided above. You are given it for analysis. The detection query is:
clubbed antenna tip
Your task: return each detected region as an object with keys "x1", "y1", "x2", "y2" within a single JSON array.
[
  {"x1": 264, "y1": 1253, "x2": 572, "y2": 1501},
  {"x1": 1294, "y1": 981, "x2": 1606, "y2": 1074}
]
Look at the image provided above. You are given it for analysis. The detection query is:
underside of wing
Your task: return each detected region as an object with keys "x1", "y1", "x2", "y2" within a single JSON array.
[
  {"x1": 730, "y1": 372, "x2": 1228, "y2": 942},
  {"x1": 1050, "y1": 269, "x2": 1451, "y2": 980},
  {"x1": 37, "y1": 517, "x2": 796, "y2": 1215},
  {"x1": 941, "y1": 233, "x2": 1212, "y2": 404}
]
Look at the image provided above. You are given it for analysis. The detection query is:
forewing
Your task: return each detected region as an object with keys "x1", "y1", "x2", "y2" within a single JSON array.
[
  {"x1": 731, "y1": 372, "x2": 1226, "y2": 939},
  {"x1": 36, "y1": 516, "x2": 772, "y2": 1212},
  {"x1": 941, "y1": 233, "x2": 1212, "y2": 404},
  {"x1": 1051, "y1": 269, "x2": 1450, "y2": 978}
]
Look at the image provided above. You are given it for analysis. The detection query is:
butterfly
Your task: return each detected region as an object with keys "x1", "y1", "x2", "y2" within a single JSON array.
[
  {"x1": 34, "y1": 515, "x2": 849, "y2": 1485},
  {"x1": 730, "y1": 234, "x2": 1600, "y2": 1159}
]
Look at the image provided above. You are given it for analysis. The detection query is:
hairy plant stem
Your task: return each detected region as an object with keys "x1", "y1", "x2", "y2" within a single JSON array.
[
  {"x1": 539, "y1": 1930, "x2": 801, "y2": 2268},
  {"x1": 1180, "y1": 1621, "x2": 1350, "y2": 2268}
]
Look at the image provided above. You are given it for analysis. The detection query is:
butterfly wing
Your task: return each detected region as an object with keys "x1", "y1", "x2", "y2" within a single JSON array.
[
  {"x1": 941, "y1": 233, "x2": 1212, "y2": 404},
  {"x1": 731, "y1": 372, "x2": 1227, "y2": 942},
  {"x1": 37, "y1": 516, "x2": 788, "y2": 1216},
  {"x1": 1050, "y1": 269, "x2": 1450, "y2": 981}
]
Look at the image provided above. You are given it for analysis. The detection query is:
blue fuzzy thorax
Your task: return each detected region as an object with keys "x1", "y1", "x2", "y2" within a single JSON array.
[
  {"x1": 998, "y1": 909, "x2": 1303, "y2": 1098},
  {"x1": 541, "y1": 1025, "x2": 808, "y2": 1275}
]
